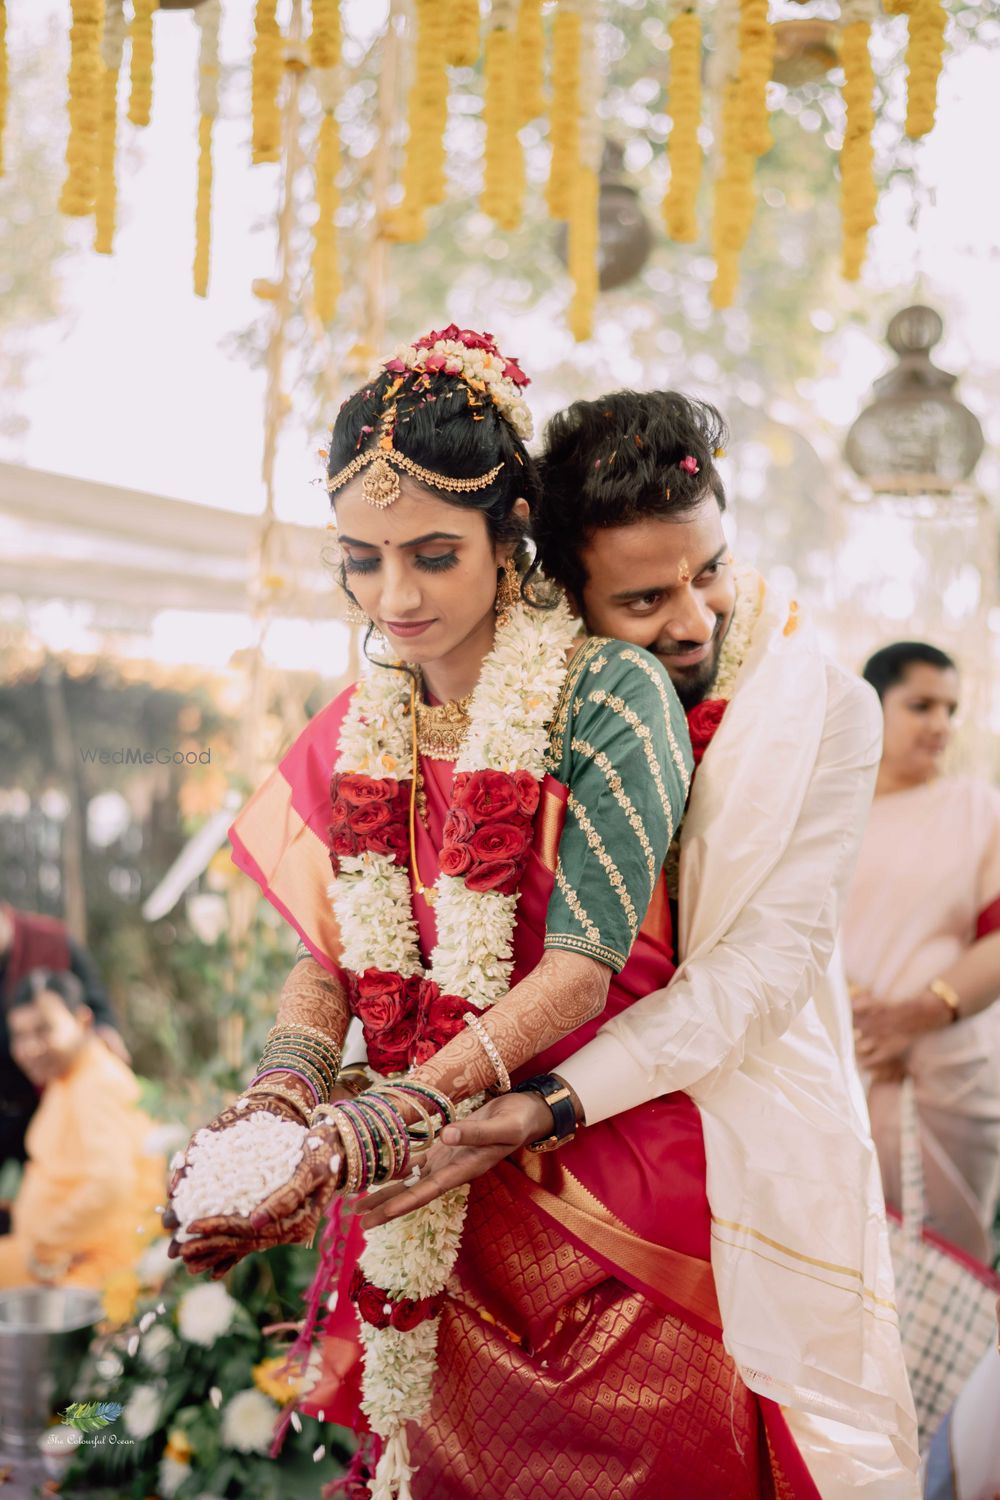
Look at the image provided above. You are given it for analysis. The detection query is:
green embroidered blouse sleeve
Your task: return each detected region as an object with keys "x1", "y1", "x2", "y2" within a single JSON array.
[{"x1": 543, "y1": 638, "x2": 693, "y2": 972}]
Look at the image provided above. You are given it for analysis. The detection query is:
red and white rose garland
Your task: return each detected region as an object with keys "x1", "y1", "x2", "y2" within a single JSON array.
[{"x1": 326, "y1": 595, "x2": 579, "y2": 1499}]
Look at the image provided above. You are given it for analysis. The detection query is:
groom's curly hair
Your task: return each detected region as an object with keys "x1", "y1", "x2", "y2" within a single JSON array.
[{"x1": 535, "y1": 391, "x2": 729, "y2": 602}]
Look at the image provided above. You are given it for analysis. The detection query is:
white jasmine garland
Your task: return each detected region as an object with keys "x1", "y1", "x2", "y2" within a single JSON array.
[
  {"x1": 220, "y1": 1388, "x2": 280, "y2": 1454},
  {"x1": 176, "y1": 1281, "x2": 237, "y2": 1347},
  {"x1": 368, "y1": 340, "x2": 533, "y2": 442},
  {"x1": 329, "y1": 596, "x2": 579, "y2": 1497},
  {"x1": 713, "y1": 565, "x2": 765, "y2": 702}
]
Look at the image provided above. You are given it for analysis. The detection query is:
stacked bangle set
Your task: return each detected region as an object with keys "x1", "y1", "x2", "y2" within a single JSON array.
[
  {"x1": 248, "y1": 1022, "x2": 344, "y2": 1113},
  {"x1": 312, "y1": 1081, "x2": 456, "y2": 1195}
]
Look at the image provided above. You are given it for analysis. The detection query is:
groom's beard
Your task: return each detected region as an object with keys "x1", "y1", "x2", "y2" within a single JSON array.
[{"x1": 652, "y1": 613, "x2": 728, "y2": 710}]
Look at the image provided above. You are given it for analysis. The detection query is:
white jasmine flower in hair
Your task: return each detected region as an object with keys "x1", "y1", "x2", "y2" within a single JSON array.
[
  {"x1": 124, "y1": 1384, "x2": 163, "y2": 1440},
  {"x1": 139, "y1": 1321, "x2": 175, "y2": 1373},
  {"x1": 177, "y1": 1282, "x2": 237, "y2": 1346},
  {"x1": 220, "y1": 1388, "x2": 280, "y2": 1453},
  {"x1": 158, "y1": 1454, "x2": 190, "y2": 1498}
]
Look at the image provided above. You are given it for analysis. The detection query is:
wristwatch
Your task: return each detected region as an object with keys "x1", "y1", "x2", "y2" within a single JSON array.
[{"x1": 512, "y1": 1073, "x2": 578, "y2": 1153}]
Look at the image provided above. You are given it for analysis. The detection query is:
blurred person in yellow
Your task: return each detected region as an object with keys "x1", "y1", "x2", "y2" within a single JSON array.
[{"x1": 0, "y1": 967, "x2": 164, "y2": 1289}]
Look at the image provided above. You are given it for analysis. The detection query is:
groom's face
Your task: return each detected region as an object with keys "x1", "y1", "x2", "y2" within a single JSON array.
[{"x1": 577, "y1": 496, "x2": 736, "y2": 709}]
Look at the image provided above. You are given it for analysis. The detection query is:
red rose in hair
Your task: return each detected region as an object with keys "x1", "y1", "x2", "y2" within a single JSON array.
[
  {"x1": 443, "y1": 807, "x2": 475, "y2": 844},
  {"x1": 502, "y1": 358, "x2": 530, "y2": 388},
  {"x1": 352, "y1": 970, "x2": 410, "y2": 1034},
  {"x1": 355, "y1": 1283, "x2": 392, "y2": 1330},
  {"x1": 469, "y1": 820, "x2": 531, "y2": 865},
  {"x1": 512, "y1": 770, "x2": 540, "y2": 816},
  {"x1": 336, "y1": 774, "x2": 395, "y2": 807},
  {"x1": 686, "y1": 698, "x2": 728, "y2": 767},
  {"x1": 453, "y1": 770, "x2": 519, "y2": 822},
  {"x1": 466, "y1": 861, "x2": 520, "y2": 895},
  {"x1": 440, "y1": 842, "x2": 473, "y2": 877},
  {"x1": 347, "y1": 800, "x2": 392, "y2": 836}
]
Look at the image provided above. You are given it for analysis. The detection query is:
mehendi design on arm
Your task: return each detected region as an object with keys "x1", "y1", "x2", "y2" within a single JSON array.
[{"x1": 411, "y1": 952, "x2": 610, "y2": 1106}]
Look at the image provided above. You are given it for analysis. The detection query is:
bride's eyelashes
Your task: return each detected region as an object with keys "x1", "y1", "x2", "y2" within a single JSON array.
[{"x1": 343, "y1": 552, "x2": 460, "y2": 576}]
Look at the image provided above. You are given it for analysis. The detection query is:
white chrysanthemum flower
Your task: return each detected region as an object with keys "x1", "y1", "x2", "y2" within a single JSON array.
[
  {"x1": 177, "y1": 1282, "x2": 237, "y2": 1347},
  {"x1": 158, "y1": 1454, "x2": 190, "y2": 1498},
  {"x1": 123, "y1": 1384, "x2": 163, "y2": 1440},
  {"x1": 220, "y1": 1389, "x2": 279, "y2": 1454},
  {"x1": 139, "y1": 1321, "x2": 175, "y2": 1373}
]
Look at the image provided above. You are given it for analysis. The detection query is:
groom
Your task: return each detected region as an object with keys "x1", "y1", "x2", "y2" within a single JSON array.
[{"x1": 362, "y1": 390, "x2": 919, "y2": 1497}]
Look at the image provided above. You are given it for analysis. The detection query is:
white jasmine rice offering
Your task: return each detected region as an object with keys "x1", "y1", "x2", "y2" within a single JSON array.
[{"x1": 171, "y1": 1111, "x2": 307, "y2": 1241}]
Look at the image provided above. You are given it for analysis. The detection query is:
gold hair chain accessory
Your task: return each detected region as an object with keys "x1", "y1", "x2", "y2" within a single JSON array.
[{"x1": 326, "y1": 412, "x2": 504, "y2": 509}]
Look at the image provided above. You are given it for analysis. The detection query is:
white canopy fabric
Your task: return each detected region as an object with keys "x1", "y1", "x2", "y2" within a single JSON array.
[{"x1": 0, "y1": 459, "x2": 336, "y2": 623}]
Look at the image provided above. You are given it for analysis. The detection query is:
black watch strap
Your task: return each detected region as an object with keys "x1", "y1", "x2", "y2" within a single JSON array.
[{"x1": 512, "y1": 1072, "x2": 577, "y2": 1153}]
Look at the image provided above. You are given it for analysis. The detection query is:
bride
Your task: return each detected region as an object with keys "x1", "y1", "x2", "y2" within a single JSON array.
[{"x1": 165, "y1": 328, "x2": 817, "y2": 1499}]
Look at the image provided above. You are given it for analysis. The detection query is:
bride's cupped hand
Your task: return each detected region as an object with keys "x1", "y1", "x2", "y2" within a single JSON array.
[
  {"x1": 356, "y1": 1091, "x2": 553, "y2": 1232},
  {"x1": 162, "y1": 1101, "x2": 344, "y2": 1280}
]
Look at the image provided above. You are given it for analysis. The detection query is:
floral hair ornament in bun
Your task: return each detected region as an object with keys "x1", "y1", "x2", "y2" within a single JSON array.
[
  {"x1": 325, "y1": 325, "x2": 532, "y2": 509},
  {"x1": 679, "y1": 455, "x2": 700, "y2": 475}
]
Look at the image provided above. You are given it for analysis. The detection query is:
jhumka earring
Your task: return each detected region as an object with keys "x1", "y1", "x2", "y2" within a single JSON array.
[
  {"x1": 495, "y1": 556, "x2": 521, "y2": 627},
  {"x1": 344, "y1": 596, "x2": 370, "y2": 629}
]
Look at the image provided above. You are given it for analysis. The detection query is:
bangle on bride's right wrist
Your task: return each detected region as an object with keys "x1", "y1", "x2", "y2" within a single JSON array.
[{"x1": 928, "y1": 977, "x2": 961, "y2": 1024}]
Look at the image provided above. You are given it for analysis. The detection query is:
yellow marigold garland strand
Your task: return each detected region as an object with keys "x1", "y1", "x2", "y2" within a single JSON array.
[
  {"x1": 664, "y1": 5, "x2": 702, "y2": 244},
  {"x1": 60, "y1": 0, "x2": 105, "y2": 218},
  {"x1": 710, "y1": 74, "x2": 753, "y2": 309},
  {"x1": 738, "y1": 0, "x2": 773, "y2": 159},
  {"x1": 516, "y1": 0, "x2": 545, "y2": 125},
  {"x1": 310, "y1": 2, "x2": 343, "y2": 323},
  {"x1": 568, "y1": 0, "x2": 600, "y2": 342},
  {"x1": 252, "y1": 0, "x2": 283, "y2": 165},
  {"x1": 445, "y1": 0, "x2": 480, "y2": 68},
  {"x1": 904, "y1": 0, "x2": 946, "y2": 139},
  {"x1": 127, "y1": 0, "x2": 157, "y2": 128},
  {"x1": 840, "y1": 5, "x2": 877, "y2": 281},
  {"x1": 482, "y1": 1, "x2": 524, "y2": 230},
  {"x1": 193, "y1": 0, "x2": 221, "y2": 297},
  {"x1": 392, "y1": 0, "x2": 449, "y2": 243},
  {"x1": 548, "y1": 3, "x2": 583, "y2": 220},
  {"x1": 95, "y1": 0, "x2": 126, "y2": 254}
]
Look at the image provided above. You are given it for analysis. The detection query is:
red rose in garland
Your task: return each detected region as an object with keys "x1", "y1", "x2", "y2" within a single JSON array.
[
  {"x1": 329, "y1": 773, "x2": 409, "y2": 874},
  {"x1": 466, "y1": 861, "x2": 520, "y2": 895},
  {"x1": 512, "y1": 769, "x2": 540, "y2": 816},
  {"x1": 351, "y1": 970, "x2": 411, "y2": 1034},
  {"x1": 440, "y1": 842, "x2": 474, "y2": 877},
  {"x1": 336, "y1": 774, "x2": 395, "y2": 806},
  {"x1": 452, "y1": 769, "x2": 520, "y2": 822},
  {"x1": 468, "y1": 820, "x2": 532, "y2": 864},
  {"x1": 686, "y1": 698, "x2": 728, "y2": 767}
]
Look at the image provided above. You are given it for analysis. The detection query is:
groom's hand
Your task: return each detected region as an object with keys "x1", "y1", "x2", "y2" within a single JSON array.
[{"x1": 356, "y1": 1091, "x2": 554, "y2": 1231}]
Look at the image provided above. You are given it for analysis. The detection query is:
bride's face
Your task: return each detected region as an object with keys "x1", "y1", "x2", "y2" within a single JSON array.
[{"x1": 335, "y1": 477, "x2": 506, "y2": 667}]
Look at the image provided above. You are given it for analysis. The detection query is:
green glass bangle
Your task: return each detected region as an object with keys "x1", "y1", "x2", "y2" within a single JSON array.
[{"x1": 259, "y1": 1042, "x2": 339, "y2": 1092}]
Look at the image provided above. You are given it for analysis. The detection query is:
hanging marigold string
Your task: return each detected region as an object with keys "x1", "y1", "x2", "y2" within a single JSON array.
[
  {"x1": 840, "y1": 0, "x2": 877, "y2": 281},
  {"x1": 664, "y1": 3, "x2": 702, "y2": 244},
  {"x1": 127, "y1": 0, "x2": 157, "y2": 128},
  {"x1": 738, "y1": 0, "x2": 774, "y2": 159},
  {"x1": 568, "y1": 0, "x2": 600, "y2": 342},
  {"x1": 516, "y1": 0, "x2": 545, "y2": 125},
  {"x1": 60, "y1": 0, "x2": 105, "y2": 218},
  {"x1": 193, "y1": 0, "x2": 222, "y2": 297},
  {"x1": 904, "y1": 0, "x2": 946, "y2": 139},
  {"x1": 547, "y1": 1, "x2": 583, "y2": 220},
  {"x1": 482, "y1": 0, "x2": 524, "y2": 230},
  {"x1": 310, "y1": 0, "x2": 343, "y2": 324},
  {"x1": 0, "y1": 1, "x2": 8, "y2": 178},
  {"x1": 445, "y1": 0, "x2": 480, "y2": 68},
  {"x1": 392, "y1": 0, "x2": 449, "y2": 243},
  {"x1": 252, "y1": 0, "x2": 283, "y2": 165},
  {"x1": 95, "y1": 0, "x2": 126, "y2": 254},
  {"x1": 710, "y1": 0, "x2": 754, "y2": 309}
]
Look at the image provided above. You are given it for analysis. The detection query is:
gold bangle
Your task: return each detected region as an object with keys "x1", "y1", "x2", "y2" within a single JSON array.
[
  {"x1": 929, "y1": 978, "x2": 961, "y2": 1023},
  {"x1": 243, "y1": 1084, "x2": 311, "y2": 1122},
  {"x1": 267, "y1": 1021, "x2": 344, "y2": 1054},
  {"x1": 464, "y1": 1013, "x2": 511, "y2": 1094},
  {"x1": 334, "y1": 1066, "x2": 371, "y2": 1098}
]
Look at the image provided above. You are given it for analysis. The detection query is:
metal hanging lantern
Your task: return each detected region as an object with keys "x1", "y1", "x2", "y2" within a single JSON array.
[
  {"x1": 845, "y1": 306, "x2": 984, "y2": 492},
  {"x1": 555, "y1": 140, "x2": 653, "y2": 292}
]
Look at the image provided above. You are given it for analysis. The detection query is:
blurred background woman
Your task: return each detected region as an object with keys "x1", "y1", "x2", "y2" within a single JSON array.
[{"x1": 845, "y1": 641, "x2": 1000, "y2": 1262}]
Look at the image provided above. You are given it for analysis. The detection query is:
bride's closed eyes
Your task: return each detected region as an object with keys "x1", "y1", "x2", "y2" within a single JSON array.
[{"x1": 343, "y1": 551, "x2": 460, "y2": 576}]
